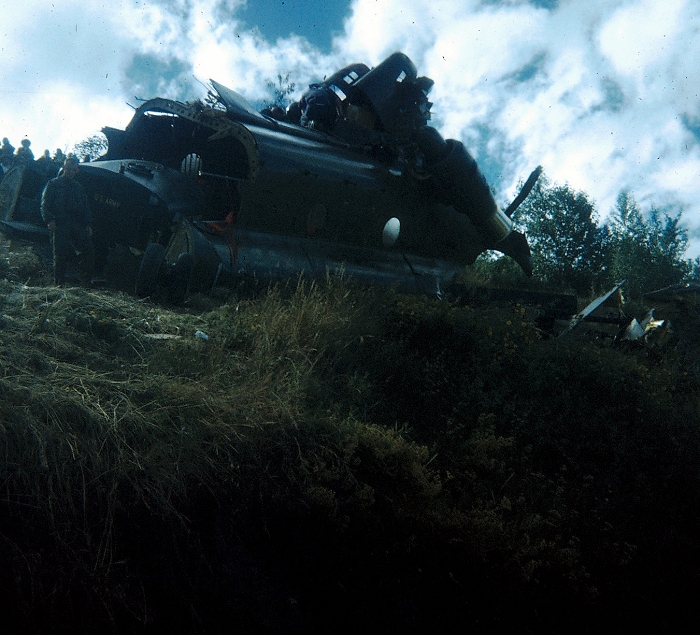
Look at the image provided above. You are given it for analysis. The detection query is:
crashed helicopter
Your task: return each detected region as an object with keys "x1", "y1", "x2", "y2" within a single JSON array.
[{"x1": 0, "y1": 52, "x2": 540, "y2": 301}]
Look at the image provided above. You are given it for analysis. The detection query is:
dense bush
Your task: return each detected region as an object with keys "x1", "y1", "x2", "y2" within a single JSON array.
[{"x1": 0, "y1": 267, "x2": 699, "y2": 633}]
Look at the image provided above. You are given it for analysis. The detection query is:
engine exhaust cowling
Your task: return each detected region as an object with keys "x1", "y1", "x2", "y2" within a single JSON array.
[{"x1": 416, "y1": 127, "x2": 532, "y2": 275}]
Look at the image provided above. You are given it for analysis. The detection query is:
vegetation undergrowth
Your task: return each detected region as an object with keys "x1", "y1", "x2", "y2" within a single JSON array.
[{"x1": 1, "y1": 242, "x2": 699, "y2": 633}]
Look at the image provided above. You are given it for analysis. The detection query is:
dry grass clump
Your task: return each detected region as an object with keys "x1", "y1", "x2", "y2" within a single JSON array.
[
  {"x1": 0, "y1": 272, "x2": 430, "y2": 631},
  {"x1": 2, "y1": 238, "x2": 700, "y2": 633},
  {"x1": 0, "y1": 240, "x2": 53, "y2": 286}
]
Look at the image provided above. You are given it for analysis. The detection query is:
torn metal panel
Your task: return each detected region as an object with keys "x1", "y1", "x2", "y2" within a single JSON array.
[
  {"x1": 559, "y1": 280, "x2": 627, "y2": 337},
  {"x1": 622, "y1": 309, "x2": 666, "y2": 339}
]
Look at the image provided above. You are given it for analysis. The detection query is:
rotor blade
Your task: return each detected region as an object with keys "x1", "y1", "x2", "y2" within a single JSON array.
[{"x1": 504, "y1": 165, "x2": 543, "y2": 218}]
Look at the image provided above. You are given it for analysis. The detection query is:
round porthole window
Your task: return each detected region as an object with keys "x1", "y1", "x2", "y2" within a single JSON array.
[{"x1": 382, "y1": 217, "x2": 401, "y2": 247}]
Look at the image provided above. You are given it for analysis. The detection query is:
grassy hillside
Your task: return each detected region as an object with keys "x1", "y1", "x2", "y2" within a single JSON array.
[{"x1": 1, "y1": 241, "x2": 699, "y2": 633}]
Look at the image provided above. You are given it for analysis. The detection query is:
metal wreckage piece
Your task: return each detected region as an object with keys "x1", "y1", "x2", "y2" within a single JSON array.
[
  {"x1": 557, "y1": 279, "x2": 673, "y2": 346},
  {"x1": 621, "y1": 308, "x2": 670, "y2": 344},
  {"x1": 559, "y1": 280, "x2": 627, "y2": 337},
  {"x1": 0, "y1": 52, "x2": 541, "y2": 301}
]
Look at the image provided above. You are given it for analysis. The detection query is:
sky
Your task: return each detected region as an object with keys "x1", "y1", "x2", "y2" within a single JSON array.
[{"x1": 2, "y1": 0, "x2": 700, "y2": 255}]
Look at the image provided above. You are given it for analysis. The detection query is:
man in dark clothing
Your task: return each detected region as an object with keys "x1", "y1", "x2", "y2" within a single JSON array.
[
  {"x1": 1, "y1": 137, "x2": 15, "y2": 163},
  {"x1": 36, "y1": 150, "x2": 57, "y2": 178},
  {"x1": 15, "y1": 138, "x2": 34, "y2": 164},
  {"x1": 299, "y1": 84, "x2": 341, "y2": 132},
  {"x1": 41, "y1": 154, "x2": 95, "y2": 286}
]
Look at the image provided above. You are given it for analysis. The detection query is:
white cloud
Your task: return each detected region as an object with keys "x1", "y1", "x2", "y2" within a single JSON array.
[{"x1": 598, "y1": 0, "x2": 686, "y2": 77}]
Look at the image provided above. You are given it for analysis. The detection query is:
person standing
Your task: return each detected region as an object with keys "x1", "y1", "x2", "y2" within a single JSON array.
[
  {"x1": 15, "y1": 138, "x2": 34, "y2": 164},
  {"x1": 40, "y1": 154, "x2": 94, "y2": 286},
  {"x1": 1, "y1": 137, "x2": 15, "y2": 164}
]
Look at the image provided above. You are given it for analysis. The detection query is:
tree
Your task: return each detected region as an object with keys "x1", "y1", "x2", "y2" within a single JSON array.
[
  {"x1": 71, "y1": 133, "x2": 108, "y2": 162},
  {"x1": 606, "y1": 192, "x2": 689, "y2": 298},
  {"x1": 686, "y1": 257, "x2": 700, "y2": 282},
  {"x1": 514, "y1": 174, "x2": 609, "y2": 295},
  {"x1": 263, "y1": 73, "x2": 296, "y2": 110}
]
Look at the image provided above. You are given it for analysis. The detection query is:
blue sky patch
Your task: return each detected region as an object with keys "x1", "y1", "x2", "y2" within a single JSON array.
[
  {"x1": 125, "y1": 54, "x2": 192, "y2": 100},
  {"x1": 681, "y1": 114, "x2": 700, "y2": 145},
  {"x1": 506, "y1": 52, "x2": 548, "y2": 84},
  {"x1": 238, "y1": 0, "x2": 352, "y2": 51},
  {"x1": 598, "y1": 78, "x2": 626, "y2": 113}
]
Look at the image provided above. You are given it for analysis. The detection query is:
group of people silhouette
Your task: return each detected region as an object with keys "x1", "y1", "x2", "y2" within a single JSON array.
[{"x1": 1, "y1": 137, "x2": 67, "y2": 178}]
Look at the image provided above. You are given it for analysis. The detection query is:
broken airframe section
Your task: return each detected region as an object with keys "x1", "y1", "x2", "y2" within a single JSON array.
[{"x1": 0, "y1": 52, "x2": 538, "y2": 301}]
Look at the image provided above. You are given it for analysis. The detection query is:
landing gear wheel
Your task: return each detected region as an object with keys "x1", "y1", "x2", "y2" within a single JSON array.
[
  {"x1": 168, "y1": 252, "x2": 194, "y2": 304},
  {"x1": 134, "y1": 243, "x2": 166, "y2": 297}
]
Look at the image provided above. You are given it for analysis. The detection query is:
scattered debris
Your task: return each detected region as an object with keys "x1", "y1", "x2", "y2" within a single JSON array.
[
  {"x1": 621, "y1": 308, "x2": 669, "y2": 342},
  {"x1": 559, "y1": 280, "x2": 626, "y2": 337}
]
